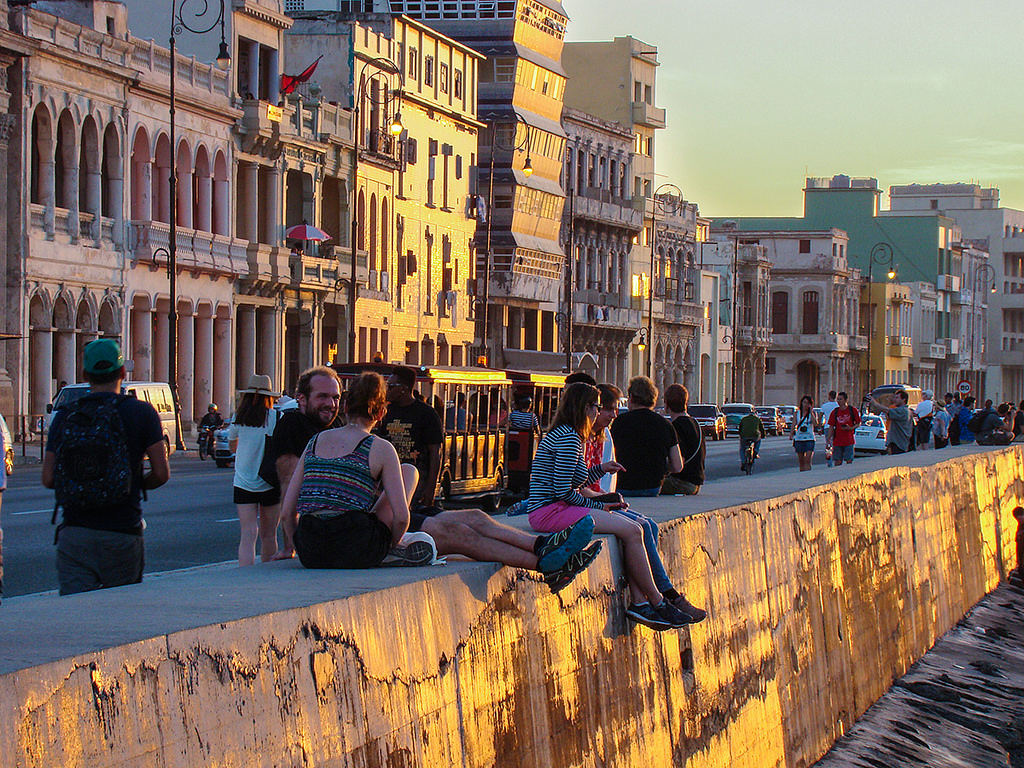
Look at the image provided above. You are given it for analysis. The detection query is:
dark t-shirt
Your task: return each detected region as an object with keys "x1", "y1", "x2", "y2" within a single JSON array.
[
  {"x1": 271, "y1": 410, "x2": 331, "y2": 461},
  {"x1": 46, "y1": 392, "x2": 163, "y2": 531},
  {"x1": 977, "y1": 410, "x2": 1004, "y2": 439},
  {"x1": 377, "y1": 400, "x2": 444, "y2": 479},
  {"x1": 610, "y1": 408, "x2": 678, "y2": 491},
  {"x1": 669, "y1": 413, "x2": 705, "y2": 486}
]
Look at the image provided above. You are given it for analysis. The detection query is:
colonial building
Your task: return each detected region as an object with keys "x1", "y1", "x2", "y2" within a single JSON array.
[{"x1": 561, "y1": 105, "x2": 642, "y2": 388}]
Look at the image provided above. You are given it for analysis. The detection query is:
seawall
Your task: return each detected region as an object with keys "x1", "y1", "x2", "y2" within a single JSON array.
[{"x1": 1, "y1": 446, "x2": 1022, "y2": 767}]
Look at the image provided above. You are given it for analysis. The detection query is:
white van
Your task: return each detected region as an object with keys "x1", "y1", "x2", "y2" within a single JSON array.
[{"x1": 47, "y1": 381, "x2": 178, "y2": 455}]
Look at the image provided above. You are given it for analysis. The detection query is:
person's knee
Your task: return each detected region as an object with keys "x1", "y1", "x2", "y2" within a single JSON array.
[
  {"x1": 400, "y1": 463, "x2": 419, "y2": 491},
  {"x1": 619, "y1": 520, "x2": 644, "y2": 544}
]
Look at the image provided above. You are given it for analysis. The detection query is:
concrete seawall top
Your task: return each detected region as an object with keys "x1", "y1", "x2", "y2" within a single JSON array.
[{"x1": 0, "y1": 443, "x2": 1016, "y2": 676}]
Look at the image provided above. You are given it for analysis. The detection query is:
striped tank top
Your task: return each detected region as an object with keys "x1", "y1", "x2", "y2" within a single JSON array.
[{"x1": 296, "y1": 434, "x2": 378, "y2": 517}]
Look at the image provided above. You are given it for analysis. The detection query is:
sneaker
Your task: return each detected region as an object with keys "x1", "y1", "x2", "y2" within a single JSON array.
[
  {"x1": 625, "y1": 602, "x2": 672, "y2": 631},
  {"x1": 655, "y1": 600, "x2": 696, "y2": 628},
  {"x1": 545, "y1": 540, "x2": 603, "y2": 593},
  {"x1": 669, "y1": 595, "x2": 708, "y2": 623},
  {"x1": 536, "y1": 515, "x2": 595, "y2": 573},
  {"x1": 380, "y1": 533, "x2": 436, "y2": 567}
]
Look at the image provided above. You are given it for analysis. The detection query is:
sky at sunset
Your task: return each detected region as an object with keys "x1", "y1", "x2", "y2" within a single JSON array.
[{"x1": 562, "y1": 0, "x2": 1024, "y2": 218}]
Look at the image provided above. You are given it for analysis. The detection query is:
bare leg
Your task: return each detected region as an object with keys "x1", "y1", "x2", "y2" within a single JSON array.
[
  {"x1": 373, "y1": 463, "x2": 418, "y2": 531},
  {"x1": 591, "y1": 513, "x2": 661, "y2": 604},
  {"x1": 237, "y1": 503, "x2": 259, "y2": 566},
  {"x1": 441, "y1": 509, "x2": 538, "y2": 551},
  {"x1": 420, "y1": 515, "x2": 537, "y2": 569},
  {"x1": 258, "y1": 503, "x2": 280, "y2": 562}
]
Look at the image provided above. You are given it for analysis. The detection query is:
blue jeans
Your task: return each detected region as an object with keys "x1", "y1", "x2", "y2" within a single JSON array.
[
  {"x1": 613, "y1": 508, "x2": 673, "y2": 594},
  {"x1": 620, "y1": 487, "x2": 662, "y2": 498},
  {"x1": 833, "y1": 444, "x2": 855, "y2": 464},
  {"x1": 740, "y1": 438, "x2": 761, "y2": 462}
]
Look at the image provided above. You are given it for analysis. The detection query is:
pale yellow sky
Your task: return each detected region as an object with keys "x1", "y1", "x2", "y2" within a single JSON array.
[{"x1": 563, "y1": 0, "x2": 1024, "y2": 217}]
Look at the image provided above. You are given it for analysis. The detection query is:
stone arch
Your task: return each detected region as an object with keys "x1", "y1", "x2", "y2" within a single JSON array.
[
  {"x1": 101, "y1": 122, "x2": 122, "y2": 219},
  {"x1": 55, "y1": 109, "x2": 78, "y2": 211},
  {"x1": 193, "y1": 143, "x2": 212, "y2": 232},
  {"x1": 153, "y1": 132, "x2": 172, "y2": 223},
  {"x1": 131, "y1": 126, "x2": 152, "y2": 221},
  {"x1": 212, "y1": 150, "x2": 229, "y2": 236},
  {"x1": 79, "y1": 115, "x2": 101, "y2": 217},
  {"x1": 29, "y1": 290, "x2": 52, "y2": 327},
  {"x1": 53, "y1": 292, "x2": 75, "y2": 330},
  {"x1": 30, "y1": 103, "x2": 54, "y2": 206},
  {"x1": 76, "y1": 294, "x2": 98, "y2": 335},
  {"x1": 98, "y1": 296, "x2": 121, "y2": 337},
  {"x1": 369, "y1": 192, "x2": 378, "y2": 273},
  {"x1": 795, "y1": 359, "x2": 821, "y2": 404},
  {"x1": 175, "y1": 137, "x2": 193, "y2": 228}
]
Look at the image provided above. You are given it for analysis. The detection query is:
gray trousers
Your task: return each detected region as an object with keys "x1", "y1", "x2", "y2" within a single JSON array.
[{"x1": 56, "y1": 525, "x2": 145, "y2": 596}]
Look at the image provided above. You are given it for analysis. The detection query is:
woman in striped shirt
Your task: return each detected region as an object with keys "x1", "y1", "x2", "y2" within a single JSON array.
[{"x1": 526, "y1": 383, "x2": 694, "y2": 630}]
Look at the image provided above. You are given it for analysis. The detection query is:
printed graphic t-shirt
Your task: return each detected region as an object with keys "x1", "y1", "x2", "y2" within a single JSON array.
[
  {"x1": 828, "y1": 406, "x2": 860, "y2": 447},
  {"x1": 377, "y1": 400, "x2": 444, "y2": 480}
]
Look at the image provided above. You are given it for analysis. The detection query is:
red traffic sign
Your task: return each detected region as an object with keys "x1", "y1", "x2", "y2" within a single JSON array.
[{"x1": 957, "y1": 380, "x2": 972, "y2": 395}]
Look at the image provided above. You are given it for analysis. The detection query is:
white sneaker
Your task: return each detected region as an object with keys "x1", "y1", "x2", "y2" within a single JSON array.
[{"x1": 380, "y1": 531, "x2": 439, "y2": 567}]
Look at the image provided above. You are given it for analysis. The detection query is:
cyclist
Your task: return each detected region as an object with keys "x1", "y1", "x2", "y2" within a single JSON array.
[{"x1": 738, "y1": 410, "x2": 765, "y2": 471}]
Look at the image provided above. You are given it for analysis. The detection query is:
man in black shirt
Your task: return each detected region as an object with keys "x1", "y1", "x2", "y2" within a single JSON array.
[
  {"x1": 377, "y1": 366, "x2": 444, "y2": 509},
  {"x1": 42, "y1": 339, "x2": 170, "y2": 595},
  {"x1": 609, "y1": 376, "x2": 683, "y2": 497},
  {"x1": 198, "y1": 403, "x2": 224, "y2": 430},
  {"x1": 271, "y1": 366, "x2": 342, "y2": 559},
  {"x1": 661, "y1": 384, "x2": 705, "y2": 495}
]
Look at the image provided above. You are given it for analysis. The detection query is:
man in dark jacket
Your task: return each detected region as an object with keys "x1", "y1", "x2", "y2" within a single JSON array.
[{"x1": 661, "y1": 384, "x2": 705, "y2": 495}]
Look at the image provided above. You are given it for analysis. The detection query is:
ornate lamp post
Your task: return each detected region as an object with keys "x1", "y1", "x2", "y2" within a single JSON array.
[
  {"x1": 646, "y1": 183, "x2": 681, "y2": 379},
  {"x1": 349, "y1": 57, "x2": 403, "y2": 363},
  {"x1": 476, "y1": 112, "x2": 531, "y2": 367},
  {"x1": 969, "y1": 262, "x2": 996, "y2": 392},
  {"x1": 863, "y1": 242, "x2": 896, "y2": 392},
  {"x1": 165, "y1": 0, "x2": 230, "y2": 448}
]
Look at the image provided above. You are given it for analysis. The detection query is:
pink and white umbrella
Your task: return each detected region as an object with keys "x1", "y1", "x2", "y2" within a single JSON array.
[{"x1": 285, "y1": 223, "x2": 332, "y2": 241}]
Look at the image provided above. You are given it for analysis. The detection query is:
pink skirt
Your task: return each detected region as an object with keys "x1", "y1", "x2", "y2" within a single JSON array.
[{"x1": 528, "y1": 500, "x2": 594, "y2": 533}]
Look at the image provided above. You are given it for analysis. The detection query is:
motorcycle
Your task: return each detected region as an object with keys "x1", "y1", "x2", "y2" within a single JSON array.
[{"x1": 198, "y1": 425, "x2": 215, "y2": 461}]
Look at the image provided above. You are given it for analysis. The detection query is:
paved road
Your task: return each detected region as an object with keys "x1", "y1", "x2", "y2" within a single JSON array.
[{"x1": 0, "y1": 434, "x2": 897, "y2": 598}]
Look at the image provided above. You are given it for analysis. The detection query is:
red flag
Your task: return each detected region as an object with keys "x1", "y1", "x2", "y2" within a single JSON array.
[{"x1": 281, "y1": 55, "x2": 322, "y2": 95}]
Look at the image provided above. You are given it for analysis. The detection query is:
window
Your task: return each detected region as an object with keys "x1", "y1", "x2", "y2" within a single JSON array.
[
  {"x1": 405, "y1": 137, "x2": 418, "y2": 165},
  {"x1": 454, "y1": 69, "x2": 463, "y2": 99},
  {"x1": 424, "y1": 55, "x2": 434, "y2": 86},
  {"x1": 408, "y1": 47, "x2": 418, "y2": 79},
  {"x1": 644, "y1": 84, "x2": 652, "y2": 104},
  {"x1": 426, "y1": 139, "x2": 438, "y2": 206},
  {"x1": 634, "y1": 81, "x2": 642, "y2": 101},
  {"x1": 765, "y1": 357, "x2": 776, "y2": 375},
  {"x1": 802, "y1": 291, "x2": 819, "y2": 335},
  {"x1": 455, "y1": 154, "x2": 463, "y2": 180},
  {"x1": 494, "y1": 58, "x2": 515, "y2": 82},
  {"x1": 439, "y1": 63, "x2": 449, "y2": 94},
  {"x1": 799, "y1": 239, "x2": 811, "y2": 254},
  {"x1": 930, "y1": 199, "x2": 938, "y2": 210},
  {"x1": 771, "y1": 291, "x2": 789, "y2": 334}
]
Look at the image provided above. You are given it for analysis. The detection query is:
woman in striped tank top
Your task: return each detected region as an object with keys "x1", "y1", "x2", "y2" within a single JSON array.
[{"x1": 279, "y1": 372, "x2": 432, "y2": 569}]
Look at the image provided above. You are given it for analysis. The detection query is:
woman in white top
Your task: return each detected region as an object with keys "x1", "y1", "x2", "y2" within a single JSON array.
[
  {"x1": 789, "y1": 395, "x2": 817, "y2": 472},
  {"x1": 228, "y1": 374, "x2": 280, "y2": 565}
]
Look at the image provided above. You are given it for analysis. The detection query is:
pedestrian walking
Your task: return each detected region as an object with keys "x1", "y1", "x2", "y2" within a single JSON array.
[
  {"x1": 931, "y1": 402, "x2": 950, "y2": 449},
  {"x1": 229, "y1": 374, "x2": 281, "y2": 565},
  {"x1": 42, "y1": 339, "x2": 170, "y2": 595},
  {"x1": 820, "y1": 391, "x2": 839, "y2": 467},
  {"x1": 826, "y1": 391, "x2": 861, "y2": 466},
  {"x1": 527, "y1": 382, "x2": 702, "y2": 631},
  {"x1": 790, "y1": 395, "x2": 817, "y2": 471},
  {"x1": 958, "y1": 396, "x2": 977, "y2": 444}
]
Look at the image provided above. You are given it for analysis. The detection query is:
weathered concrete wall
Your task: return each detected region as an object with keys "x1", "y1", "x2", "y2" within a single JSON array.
[{"x1": 2, "y1": 447, "x2": 1022, "y2": 767}]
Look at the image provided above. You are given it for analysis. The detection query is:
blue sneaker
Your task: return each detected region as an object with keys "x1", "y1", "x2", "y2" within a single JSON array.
[{"x1": 536, "y1": 515, "x2": 595, "y2": 573}]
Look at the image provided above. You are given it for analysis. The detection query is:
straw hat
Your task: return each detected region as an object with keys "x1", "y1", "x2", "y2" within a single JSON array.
[{"x1": 244, "y1": 374, "x2": 276, "y2": 396}]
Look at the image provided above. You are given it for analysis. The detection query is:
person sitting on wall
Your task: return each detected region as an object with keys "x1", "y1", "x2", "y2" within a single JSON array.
[
  {"x1": 609, "y1": 377, "x2": 683, "y2": 497},
  {"x1": 975, "y1": 402, "x2": 1014, "y2": 446}
]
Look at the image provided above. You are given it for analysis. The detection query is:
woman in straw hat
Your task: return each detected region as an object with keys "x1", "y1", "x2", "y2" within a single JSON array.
[{"x1": 229, "y1": 374, "x2": 281, "y2": 565}]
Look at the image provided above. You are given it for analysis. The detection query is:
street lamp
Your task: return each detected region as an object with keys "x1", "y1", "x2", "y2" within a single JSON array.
[
  {"x1": 969, "y1": 262, "x2": 996, "y2": 393},
  {"x1": 478, "y1": 112, "x2": 532, "y2": 366},
  {"x1": 647, "y1": 183, "x2": 681, "y2": 379},
  {"x1": 166, "y1": 0, "x2": 229, "y2": 449},
  {"x1": 349, "y1": 57, "x2": 403, "y2": 363},
  {"x1": 863, "y1": 242, "x2": 896, "y2": 392}
]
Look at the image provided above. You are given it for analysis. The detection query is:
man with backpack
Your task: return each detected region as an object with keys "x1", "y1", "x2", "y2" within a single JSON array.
[{"x1": 42, "y1": 339, "x2": 170, "y2": 595}]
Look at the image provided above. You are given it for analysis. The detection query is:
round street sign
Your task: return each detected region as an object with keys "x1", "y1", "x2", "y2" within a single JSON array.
[{"x1": 957, "y1": 380, "x2": 972, "y2": 395}]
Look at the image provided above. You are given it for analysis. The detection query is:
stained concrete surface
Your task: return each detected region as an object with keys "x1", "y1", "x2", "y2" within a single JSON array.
[
  {"x1": 814, "y1": 583, "x2": 1024, "y2": 768},
  {"x1": 0, "y1": 445, "x2": 1021, "y2": 768}
]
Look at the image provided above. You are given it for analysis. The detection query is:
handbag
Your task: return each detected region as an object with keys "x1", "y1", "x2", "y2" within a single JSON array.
[{"x1": 257, "y1": 409, "x2": 280, "y2": 490}]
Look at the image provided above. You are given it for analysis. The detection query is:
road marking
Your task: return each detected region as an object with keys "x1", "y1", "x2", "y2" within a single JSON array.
[
  {"x1": 215, "y1": 518, "x2": 238, "y2": 523},
  {"x1": 11, "y1": 509, "x2": 53, "y2": 516}
]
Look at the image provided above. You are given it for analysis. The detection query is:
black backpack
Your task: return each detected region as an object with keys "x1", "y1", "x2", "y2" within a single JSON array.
[
  {"x1": 966, "y1": 409, "x2": 986, "y2": 435},
  {"x1": 53, "y1": 394, "x2": 134, "y2": 516}
]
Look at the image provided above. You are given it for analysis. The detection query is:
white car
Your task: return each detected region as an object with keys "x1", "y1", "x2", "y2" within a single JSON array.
[{"x1": 854, "y1": 414, "x2": 887, "y2": 454}]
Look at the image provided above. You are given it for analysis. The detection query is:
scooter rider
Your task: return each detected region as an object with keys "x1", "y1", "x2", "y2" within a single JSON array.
[{"x1": 199, "y1": 403, "x2": 224, "y2": 430}]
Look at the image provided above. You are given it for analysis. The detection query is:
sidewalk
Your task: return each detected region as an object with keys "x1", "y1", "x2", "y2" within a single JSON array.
[{"x1": 0, "y1": 444, "x2": 1006, "y2": 676}]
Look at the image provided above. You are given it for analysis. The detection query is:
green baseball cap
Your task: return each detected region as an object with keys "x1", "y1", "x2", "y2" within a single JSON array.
[{"x1": 82, "y1": 338, "x2": 125, "y2": 375}]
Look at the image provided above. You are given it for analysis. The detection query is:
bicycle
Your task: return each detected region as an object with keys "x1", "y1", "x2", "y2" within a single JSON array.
[{"x1": 741, "y1": 438, "x2": 757, "y2": 475}]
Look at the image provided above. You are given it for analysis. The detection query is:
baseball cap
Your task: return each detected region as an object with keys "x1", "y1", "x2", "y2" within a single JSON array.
[{"x1": 82, "y1": 338, "x2": 125, "y2": 375}]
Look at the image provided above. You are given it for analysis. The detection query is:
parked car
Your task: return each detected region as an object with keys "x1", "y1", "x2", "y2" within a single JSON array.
[
  {"x1": 688, "y1": 403, "x2": 726, "y2": 440},
  {"x1": 1, "y1": 412, "x2": 13, "y2": 476},
  {"x1": 48, "y1": 381, "x2": 178, "y2": 455},
  {"x1": 756, "y1": 406, "x2": 786, "y2": 436},
  {"x1": 776, "y1": 405, "x2": 797, "y2": 431},
  {"x1": 721, "y1": 403, "x2": 755, "y2": 436},
  {"x1": 854, "y1": 414, "x2": 888, "y2": 454}
]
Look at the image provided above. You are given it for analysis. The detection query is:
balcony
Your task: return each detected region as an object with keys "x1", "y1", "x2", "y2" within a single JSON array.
[
  {"x1": 936, "y1": 273, "x2": 961, "y2": 292},
  {"x1": 129, "y1": 220, "x2": 247, "y2": 279},
  {"x1": 887, "y1": 335, "x2": 913, "y2": 357},
  {"x1": 917, "y1": 341, "x2": 947, "y2": 360},
  {"x1": 289, "y1": 249, "x2": 343, "y2": 291},
  {"x1": 737, "y1": 325, "x2": 771, "y2": 346},
  {"x1": 573, "y1": 188, "x2": 643, "y2": 231},
  {"x1": 631, "y1": 101, "x2": 666, "y2": 129},
  {"x1": 662, "y1": 299, "x2": 705, "y2": 326}
]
